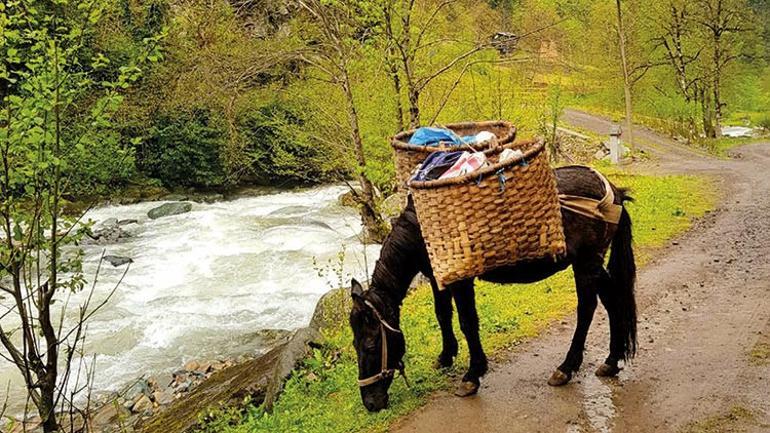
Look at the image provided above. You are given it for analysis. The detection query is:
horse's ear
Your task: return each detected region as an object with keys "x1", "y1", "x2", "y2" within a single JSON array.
[{"x1": 351, "y1": 278, "x2": 365, "y2": 302}]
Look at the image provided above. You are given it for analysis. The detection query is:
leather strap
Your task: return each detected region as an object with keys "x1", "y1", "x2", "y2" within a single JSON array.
[{"x1": 357, "y1": 300, "x2": 408, "y2": 388}]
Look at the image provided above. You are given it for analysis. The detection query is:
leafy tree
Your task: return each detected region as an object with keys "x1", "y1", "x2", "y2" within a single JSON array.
[
  {"x1": 0, "y1": 1, "x2": 162, "y2": 430},
  {"x1": 380, "y1": 0, "x2": 492, "y2": 128},
  {"x1": 296, "y1": 0, "x2": 389, "y2": 242},
  {"x1": 694, "y1": 0, "x2": 754, "y2": 137}
]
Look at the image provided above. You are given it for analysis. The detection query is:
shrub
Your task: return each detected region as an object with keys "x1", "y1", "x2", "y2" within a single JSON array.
[
  {"x1": 237, "y1": 102, "x2": 345, "y2": 184},
  {"x1": 64, "y1": 130, "x2": 138, "y2": 196},
  {"x1": 139, "y1": 109, "x2": 227, "y2": 187},
  {"x1": 758, "y1": 115, "x2": 770, "y2": 132}
]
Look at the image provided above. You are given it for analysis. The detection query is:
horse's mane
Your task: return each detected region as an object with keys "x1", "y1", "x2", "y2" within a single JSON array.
[{"x1": 368, "y1": 198, "x2": 424, "y2": 316}]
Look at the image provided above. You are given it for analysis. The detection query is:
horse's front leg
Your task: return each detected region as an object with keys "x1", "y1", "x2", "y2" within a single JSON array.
[
  {"x1": 430, "y1": 277, "x2": 458, "y2": 368},
  {"x1": 449, "y1": 278, "x2": 487, "y2": 397},
  {"x1": 548, "y1": 259, "x2": 601, "y2": 386}
]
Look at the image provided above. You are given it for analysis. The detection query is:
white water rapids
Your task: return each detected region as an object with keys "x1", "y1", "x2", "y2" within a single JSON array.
[{"x1": 0, "y1": 185, "x2": 379, "y2": 413}]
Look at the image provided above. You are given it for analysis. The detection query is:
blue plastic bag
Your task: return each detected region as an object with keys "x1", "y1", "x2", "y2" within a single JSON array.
[{"x1": 408, "y1": 127, "x2": 473, "y2": 146}]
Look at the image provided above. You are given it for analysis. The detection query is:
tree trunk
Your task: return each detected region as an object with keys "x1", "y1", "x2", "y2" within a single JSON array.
[
  {"x1": 341, "y1": 70, "x2": 387, "y2": 243},
  {"x1": 387, "y1": 55, "x2": 405, "y2": 134},
  {"x1": 408, "y1": 88, "x2": 420, "y2": 128},
  {"x1": 616, "y1": 0, "x2": 634, "y2": 153},
  {"x1": 40, "y1": 384, "x2": 58, "y2": 433},
  {"x1": 712, "y1": 34, "x2": 723, "y2": 138},
  {"x1": 699, "y1": 87, "x2": 716, "y2": 139}
]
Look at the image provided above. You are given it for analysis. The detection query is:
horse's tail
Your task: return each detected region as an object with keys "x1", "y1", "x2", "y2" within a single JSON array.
[{"x1": 607, "y1": 190, "x2": 637, "y2": 361}]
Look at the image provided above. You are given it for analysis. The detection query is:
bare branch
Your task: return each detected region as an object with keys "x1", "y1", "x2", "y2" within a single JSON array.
[{"x1": 416, "y1": 45, "x2": 485, "y2": 92}]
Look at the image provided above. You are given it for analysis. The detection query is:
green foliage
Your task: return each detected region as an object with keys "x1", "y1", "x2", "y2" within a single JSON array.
[
  {"x1": 198, "y1": 171, "x2": 716, "y2": 433},
  {"x1": 65, "y1": 130, "x2": 138, "y2": 195},
  {"x1": 140, "y1": 109, "x2": 227, "y2": 188},
  {"x1": 1, "y1": 0, "x2": 162, "y2": 427},
  {"x1": 237, "y1": 101, "x2": 345, "y2": 184}
]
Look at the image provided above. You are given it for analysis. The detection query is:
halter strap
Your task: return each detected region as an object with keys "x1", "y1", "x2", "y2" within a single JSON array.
[{"x1": 357, "y1": 300, "x2": 409, "y2": 388}]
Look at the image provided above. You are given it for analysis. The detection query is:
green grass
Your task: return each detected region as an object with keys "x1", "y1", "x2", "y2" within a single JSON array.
[
  {"x1": 199, "y1": 172, "x2": 717, "y2": 433},
  {"x1": 708, "y1": 136, "x2": 767, "y2": 156}
]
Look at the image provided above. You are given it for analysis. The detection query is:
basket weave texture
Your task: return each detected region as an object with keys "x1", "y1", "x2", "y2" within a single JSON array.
[
  {"x1": 391, "y1": 121, "x2": 516, "y2": 188},
  {"x1": 408, "y1": 138, "x2": 566, "y2": 288}
]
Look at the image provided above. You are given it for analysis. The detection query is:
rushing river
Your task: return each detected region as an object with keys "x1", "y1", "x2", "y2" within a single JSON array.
[{"x1": 0, "y1": 185, "x2": 379, "y2": 413}]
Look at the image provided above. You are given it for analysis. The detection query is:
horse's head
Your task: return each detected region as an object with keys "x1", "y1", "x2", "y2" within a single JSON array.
[{"x1": 349, "y1": 278, "x2": 405, "y2": 412}]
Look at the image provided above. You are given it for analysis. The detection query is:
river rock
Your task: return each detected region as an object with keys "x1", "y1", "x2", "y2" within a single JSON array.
[
  {"x1": 254, "y1": 328, "x2": 292, "y2": 343},
  {"x1": 147, "y1": 202, "x2": 192, "y2": 220},
  {"x1": 58, "y1": 411, "x2": 86, "y2": 433},
  {"x1": 132, "y1": 394, "x2": 154, "y2": 415},
  {"x1": 103, "y1": 255, "x2": 133, "y2": 267},
  {"x1": 99, "y1": 218, "x2": 119, "y2": 228},
  {"x1": 192, "y1": 192, "x2": 224, "y2": 203},
  {"x1": 91, "y1": 403, "x2": 130, "y2": 427},
  {"x1": 118, "y1": 219, "x2": 139, "y2": 226},
  {"x1": 338, "y1": 189, "x2": 361, "y2": 207},
  {"x1": 9, "y1": 416, "x2": 42, "y2": 433},
  {"x1": 123, "y1": 379, "x2": 151, "y2": 402},
  {"x1": 152, "y1": 390, "x2": 174, "y2": 406},
  {"x1": 310, "y1": 288, "x2": 350, "y2": 333},
  {"x1": 86, "y1": 220, "x2": 131, "y2": 245},
  {"x1": 160, "y1": 194, "x2": 189, "y2": 202}
]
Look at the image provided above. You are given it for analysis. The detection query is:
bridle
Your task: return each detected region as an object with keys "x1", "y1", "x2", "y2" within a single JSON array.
[{"x1": 357, "y1": 299, "x2": 409, "y2": 388}]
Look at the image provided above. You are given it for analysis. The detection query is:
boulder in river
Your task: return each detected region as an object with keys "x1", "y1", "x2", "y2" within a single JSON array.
[
  {"x1": 85, "y1": 219, "x2": 131, "y2": 245},
  {"x1": 103, "y1": 255, "x2": 133, "y2": 267},
  {"x1": 147, "y1": 202, "x2": 192, "y2": 220}
]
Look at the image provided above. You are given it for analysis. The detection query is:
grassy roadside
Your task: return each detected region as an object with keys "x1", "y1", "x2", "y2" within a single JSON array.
[{"x1": 199, "y1": 171, "x2": 717, "y2": 433}]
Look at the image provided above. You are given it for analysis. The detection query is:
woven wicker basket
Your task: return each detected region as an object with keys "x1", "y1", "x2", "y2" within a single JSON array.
[
  {"x1": 408, "y1": 138, "x2": 566, "y2": 288},
  {"x1": 391, "y1": 121, "x2": 516, "y2": 188}
]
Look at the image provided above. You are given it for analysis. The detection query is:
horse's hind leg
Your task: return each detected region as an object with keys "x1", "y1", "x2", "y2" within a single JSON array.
[
  {"x1": 430, "y1": 277, "x2": 458, "y2": 368},
  {"x1": 548, "y1": 259, "x2": 601, "y2": 386},
  {"x1": 449, "y1": 278, "x2": 487, "y2": 397},
  {"x1": 596, "y1": 270, "x2": 624, "y2": 377}
]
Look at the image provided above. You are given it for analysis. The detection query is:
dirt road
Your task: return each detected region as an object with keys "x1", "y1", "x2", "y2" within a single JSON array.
[{"x1": 391, "y1": 110, "x2": 770, "y2": 433}]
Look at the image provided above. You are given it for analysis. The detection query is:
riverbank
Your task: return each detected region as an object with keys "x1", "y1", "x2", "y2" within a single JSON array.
[{"x1": 190, "y1": 169, "x2": 717, "y2": 433}]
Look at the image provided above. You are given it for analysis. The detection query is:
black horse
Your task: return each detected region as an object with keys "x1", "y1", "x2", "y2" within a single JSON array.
[{"x1": 349, "y1": 165, "x2": 637, "y2": 412}]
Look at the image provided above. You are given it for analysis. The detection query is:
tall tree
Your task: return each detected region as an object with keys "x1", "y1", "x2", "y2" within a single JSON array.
[
  {"x1": 296, "y1": 0, "x2": 388, "y2": 242},
  {"x1": 616, "y1": 0, "x2": 635, "y2": 151},
  {"x1": 650, "y1": 0, "x2": 713, "y2": 138},
  {"x1": 695, "y1": 0, "x2": 751, "y2": 137},
  {"x1": 380, "y1": 0, "x2": 490, "y2": 128}
]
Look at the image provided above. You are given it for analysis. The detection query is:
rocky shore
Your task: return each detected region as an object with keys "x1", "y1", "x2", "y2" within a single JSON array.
[{"x1": 4, "y1": 289, "x2": 349, "y2": 433}]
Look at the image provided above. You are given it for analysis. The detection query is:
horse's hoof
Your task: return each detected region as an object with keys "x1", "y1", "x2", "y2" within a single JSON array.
[
  {"x1": 454, "y1": 381, "x2": 479, "y2": 397},
  {"x1": 595, "y1": 363, "x2": 621, "y2": 377},
  {"x1": 547, "y1": 369, "x2": 571, "y2": 386},
  {"x1": 433, "y1": 355, "x2": 454, "y2": 369}
]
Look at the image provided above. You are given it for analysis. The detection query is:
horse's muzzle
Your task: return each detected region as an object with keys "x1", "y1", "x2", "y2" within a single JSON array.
[{"x1": 363, "y1": 393, "x2": 389, "y2": 412}]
